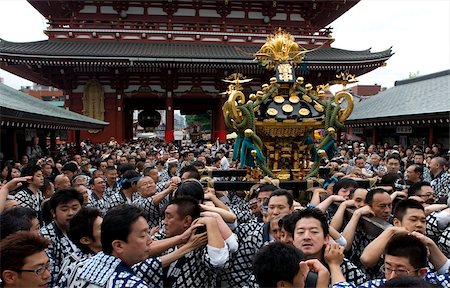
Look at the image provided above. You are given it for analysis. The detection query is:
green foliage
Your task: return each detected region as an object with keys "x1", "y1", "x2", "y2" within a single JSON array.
[
  {"x1": 185, "y1": 113, "x2": 211, "y2": 131},
  {"x1": 408, "y1": 71, "x2": 420, "y2": 79}
]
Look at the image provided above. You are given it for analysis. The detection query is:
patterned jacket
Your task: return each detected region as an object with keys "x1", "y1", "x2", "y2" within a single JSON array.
[
  {"x1": 40, "y1": 222, "x2": 80, "y2": 286},
  {"x1": 15, "y1": 187, "x2": 43, "y2": 216},
  {"x1": 66, "y1": 252, "x2": 163, "y2": 287},
  {"x1": 358, "y1": 271, "x2": 450, "y2": 287},
  {"x1": 430, "y1": 170, "x2": 450, "y2": 199}
]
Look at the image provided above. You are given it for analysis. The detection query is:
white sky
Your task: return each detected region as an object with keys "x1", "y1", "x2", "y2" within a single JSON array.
[{"x1": 0, "y1": 0, "x2": 449, "y2": 90}]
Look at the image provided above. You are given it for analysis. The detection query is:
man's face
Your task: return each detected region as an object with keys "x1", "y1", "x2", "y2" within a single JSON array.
[
  {"x1": 119, "y1": 157, "x2": 128, "y2": 165},
  {"x1": 429, "y1": 158, "x2": 440, "y2": 175},
  {"x1": 416, "y1": 185, "x2": 435, "y2": 203},
  {"x1": 336, "y1": 186, "x2": 354, "y2": 200},
  {"x1": 293, "y1": 217, "x2": 328, "y2": 258},
  {"x1": 355, "y1": 158, "x2": 365, "y2": 169},
  {"x1": 148, "y1": 169, "x2": 160, "y2": 183},
  {"x1": 73, "y1": 155, "x2": 82, "y2": 165},
  {"x1": 386, "y1": 159, "x2": 400, "y2": 173},
  {"x1": 106, "y1": 170, "x2": 118, "y2": 183},
  {"x1": 91, "y1": 178, "x2": 106, "y2": 194},
  {"x1": 405, "y1": 165, "x2": 420, "y2": 182},
  {"x1": 257, "y1": 191, "x2": 272, "y2": 214},
  {"x1": 120, "y1": 217, "x2": 152, "y2": 266},
  {"x1": 89, "y1": 216, "x2": 103, "y2": 253},
  {"x1": 395, "y1": 208, "x2": 426, "y2": 234},
  {"x1": 414, "y1": 155, "x2": 424, "y2": 165},
  {"x1": 62, "y1": 170, "x2": 75, "y2": 180},
  {"x1": 30, "y1": 218, "x2": 41, "y2": 235},
  {"x1": 42, "y1": 164, "x2": 52, "y2": 176},
  {"x1": 163, "y1": 204, "x2": 190, "y2": 237},
  {"x1": 383, "y1": 255, "x2": 421, "y2": 281},
  {"x1": 106, "y1": 159, "x2": 114, "y2": 167},
  {"x1": 7, "y1": 251, "x2": 51, "y2": 288},
  {"x1": 269, "y1": 218, "x2": 281, "y2": 241},
  {"x1": 76, "y1": 185, "x2": 89, "y2": 205},
  {"x1": 137, "y1": 177, "x2": 157, "y2": 198},
  {"x1": 370, "y1": 192, "x2": 392, "y2": 221},
  {"x1": 352, "y1": 188, "x2": 367, "y2": 209},
  {"x1": 99, "y1": 162, "x2": 107, "y2": 171},
  {"x1": 279, "y1": 227, "x2": 293, "y2": 245},
  {"x1": 267, "y1": 196, "x2": 292, "y2": 218},
  {"x1": 188, "y1": 153, "x2": 195, "y2": 161},
  {"x1": 52, "y1": 199, "x2": 81, "y2": 232},
  {"x1": 31, "y1": 171, "x2": 44, "y2": 188}
]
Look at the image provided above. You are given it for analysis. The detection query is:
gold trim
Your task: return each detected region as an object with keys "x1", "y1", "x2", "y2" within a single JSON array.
[
  {"x1": 289, "y1": 95, "x2": 300, "y2": 104},
  {"x1": 299, "y1": 108, "x2": 310, "y2": 116},
  {"x1": 274, "y1": 95, "x2": 285, "y2": 103},
  {"x1": 282, "y1": 104, "x2": 293, "y2": 113},
  {"x1": 267, "y1": 108, "x2": 278, "y2": 116},
  {"x1": 302, "y1": 94, "x2": 312, "y2": 103}
]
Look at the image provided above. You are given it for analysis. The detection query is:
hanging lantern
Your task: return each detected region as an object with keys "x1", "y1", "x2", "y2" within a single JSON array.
[{"x1": 138, "y1": 110, "x2": 161, "y2": 128}]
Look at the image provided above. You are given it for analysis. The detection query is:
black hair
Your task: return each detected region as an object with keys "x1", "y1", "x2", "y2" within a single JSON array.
[
  {"x1": 365, "y1": 188, "x2": 389, "y2": 205},
  {"x1": 269, "y1": 189, "x2": 294, "y2": 208},
  {"x1": 408, "y1": 164, "x2": 423, "y2": 175},
  {"x1": 379, "y1": 173, "x2": 403, "y2": 187},
  {"x1": 41, "y1": 199, "x2": 53, "y2": 225},
  {"x1": 386, "y1": 154, "x2": 401, "y2": 164},
  {"x1": 20, "y1": 164, "x2": 42, "y2": 187},
  {"x1": 0, "y1": 207, "x2": 38, "y2": 240},
  {"x1": 385, "y1": 234, "x2": 427, "y2": 269},
  {"x1": 285, "y1": 208, "x2": 329, "y2": 237},
  {"x1": 408, "y1": 181, "x2": 431, "y2": 197},
  {"x1": 49, "y1": 188, "x2": 84, "y2": 211},
  {"x1": 332, "y1": 178, "x2": 358, "y2": 195},
  {"x1": 175, "y1": 179, "x2": 205, "y2": 202},
  {"x1": 253, "y1": 242, "x2": 305, "y2": 287},
  {"x1": 256, "y1": 184, "x2": 278, "y2": 195},
  {"x1": 117, "y1": 163, "x2": 135, "y2": 176},
  {"x1": 169, "y1": 196, "x2": 201, "y2": 220},
  {"x1": 121, "y1": 170, "x2": 141, "y2": 189},
  {"x1": 68, "y1": 207, "x2": 102, "y2": 253},
  {"x1": 191, "y1": 160, "x2": 205, "y2": 169},
  {"x1": 379, "y1": 276, "x2": 433, "y2": 288},
  {"x1": 101, "y1": 204, "x2": 147, "y2": 255},
  {"x1": 179, "y1": 165, "x2": 201, "y2": 180},
  {"x1": 393, "y1": 199, "x2": 425, "y2": 221}
]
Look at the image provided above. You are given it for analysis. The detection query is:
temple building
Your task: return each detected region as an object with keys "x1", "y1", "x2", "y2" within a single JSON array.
[
  {"x1": 346, "y1": 70, "x2": 450, "y2": 149},
  {"x1": 0, "y1": 0, "x2": 392, "y2": 143}
]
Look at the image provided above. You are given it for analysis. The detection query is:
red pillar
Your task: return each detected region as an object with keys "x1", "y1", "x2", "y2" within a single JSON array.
[
  {"x1": 428, "y1": 125, "x2": 434, "y2": 147},
  {"x1": 213, "y1": 97, "x2": 227, "y2": 142},
  {"x1": 165, "y1": 92, "x2": 174, "y2": 143}
]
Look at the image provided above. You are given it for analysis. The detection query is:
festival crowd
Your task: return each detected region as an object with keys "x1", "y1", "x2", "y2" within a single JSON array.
[{"x1": 0, "y1": 137, "x2": 449, "y2": 287}]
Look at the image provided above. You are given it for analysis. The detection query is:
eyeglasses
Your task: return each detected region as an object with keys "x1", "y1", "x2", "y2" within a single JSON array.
[
  {"x1": 15, "y1": 263, "x2": 50, "y2": 275},
  {"x1": 380, "y1": 264, "x2": 419, "y2": 276}
]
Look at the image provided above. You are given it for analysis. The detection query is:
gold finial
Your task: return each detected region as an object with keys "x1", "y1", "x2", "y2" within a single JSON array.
[
  {"x1": 254, "y1": 28, "x2": 309, "y2": 70},
  {"x1": 333, "y1": 72, "x2": 358, "y2": 90}
]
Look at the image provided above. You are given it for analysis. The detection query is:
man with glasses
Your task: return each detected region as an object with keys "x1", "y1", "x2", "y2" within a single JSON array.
[
  {"x1": 0, "y1": 231, "x2": 51, "y2": 288},
  {"x1": 359, "y1": 234, "x2": 450, "y2": 287}
]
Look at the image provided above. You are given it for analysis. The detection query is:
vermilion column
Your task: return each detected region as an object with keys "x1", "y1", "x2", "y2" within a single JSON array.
[{"x1": 165, "y1": 92, "x2": 174, "y2": 142}]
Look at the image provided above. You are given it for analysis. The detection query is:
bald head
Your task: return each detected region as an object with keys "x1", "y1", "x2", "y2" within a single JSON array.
[{"x1": 54, "y1": 174, "x2": 71, "y2": 190}]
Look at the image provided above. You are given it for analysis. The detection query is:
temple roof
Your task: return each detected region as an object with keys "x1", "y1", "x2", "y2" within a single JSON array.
[
  {"x1": 347, "y1": 70, "x2": 450, "y2": 122},
  {"x1": 0, "y1": 39, "x2": 392, "y2": 67},
  {"x1": 0, "y1": 83, "x2": 109, "y2": 130}
]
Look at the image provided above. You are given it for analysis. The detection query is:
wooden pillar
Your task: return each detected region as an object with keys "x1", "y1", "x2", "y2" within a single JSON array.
[
  {"x1": 12, "y1": 128, "x2": 18, "y2": 161},
  {"x1": 372, "y1": 127, "x2": 377, "y2": 145},
  {"x1": 75, "y1": 130, "x2": 81, "y2": 153},
  {"x1": 428, "y1": 125, "x2": 434, "y2": 147},
  {"x1": 50, "y1": 130, "x2": 56, "y2": 157},
  {"x1": 213, "y1": 97, "x2": 227, "y2": 142},
  {"x1": 165, "y1": 92, "x2": 174, "y2": 143}
]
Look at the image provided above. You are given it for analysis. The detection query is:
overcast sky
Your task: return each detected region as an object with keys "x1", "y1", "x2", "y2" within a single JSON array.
[{"x1": 0, "y1": 0, "x2": 449, "y2": 90}]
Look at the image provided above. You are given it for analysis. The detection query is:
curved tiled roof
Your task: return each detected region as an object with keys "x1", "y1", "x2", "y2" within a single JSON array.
[
  {"x1": 0, "y1": 39, "x2": 392, "y2": 64},
  {"x1": 0, "y1": 83, "x2": 109, "y2": 130},
  {"x1": 348, "y1": 70, "x2": 450, "y2": 121}
]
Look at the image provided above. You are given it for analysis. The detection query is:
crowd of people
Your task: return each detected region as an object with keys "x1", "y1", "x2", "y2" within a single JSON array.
[{"x1": 0, "y1": 137, "x2": 449, "y2": 287}]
